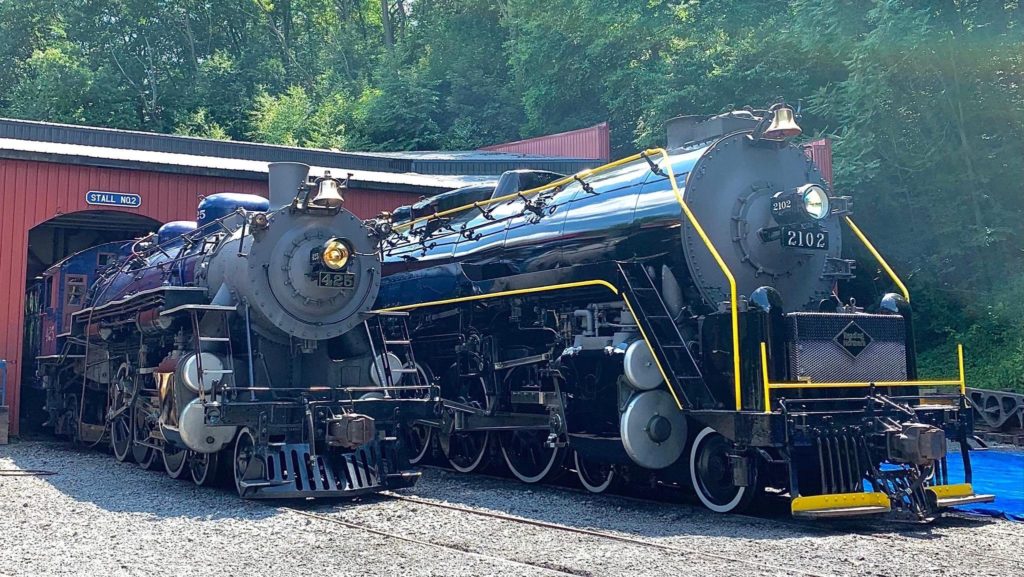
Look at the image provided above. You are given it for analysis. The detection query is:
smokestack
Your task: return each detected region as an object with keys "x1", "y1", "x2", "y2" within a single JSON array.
[{"x1": 268, "y1": 162, "x2": 311, "y2": 209}]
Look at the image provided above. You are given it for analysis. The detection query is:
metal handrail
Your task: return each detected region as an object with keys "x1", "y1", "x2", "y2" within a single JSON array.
[
  {"x1": 649, "y1": 147, "x2": 742, "y2": 411},
  {"x1": 384, "y1": 146, "x2": 743, "y2": 412},
  {"x1": 759, "y1": 342, "x2": 965, "y2": 414},
  {"x1": 842, "y1": 216, "x2": 910, "y2": 302},
  {"x1": 391, "y1": 150, "x2": 659, "y2": 232}
]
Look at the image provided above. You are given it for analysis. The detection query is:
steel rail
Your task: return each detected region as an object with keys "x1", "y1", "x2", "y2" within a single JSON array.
[
  {"x1": 281, "y1": 506, "x2": 583, "y2": 576},
  {"x1": 378, "y1": 492, "x2": 834, "y2": 577}
]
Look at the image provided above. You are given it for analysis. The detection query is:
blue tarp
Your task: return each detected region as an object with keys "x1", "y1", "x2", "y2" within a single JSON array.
[{"x1": 945, "y1": 449, "x2": 1024, "y2": 521}]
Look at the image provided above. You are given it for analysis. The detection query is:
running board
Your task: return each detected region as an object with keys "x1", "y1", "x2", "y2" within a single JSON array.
[{"x1": 791, "y1": 492, "x2": 892, "y2": 519}]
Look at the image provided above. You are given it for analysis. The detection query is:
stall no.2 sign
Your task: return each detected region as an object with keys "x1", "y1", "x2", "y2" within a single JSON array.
[{"x1": 85, "y1": 191, "x2": 143, "y2": 208}]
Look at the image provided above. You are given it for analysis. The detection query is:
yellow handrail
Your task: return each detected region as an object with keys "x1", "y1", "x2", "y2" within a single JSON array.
[
  {"x1": 392, "y1": 149, "x2": 659, "y2": 232},
  {"x1": 650, "y1": 147, "x2": 742, "y2": 412},
  {"x1": 759, "y1": 341, "x2": 966, "y2": 407},
  {"x1": 386, "y1": 146, "x2": 743, "y2": 412},
  {"x1": 843, "y1": 216, "x2": 910, "y2": 302}
]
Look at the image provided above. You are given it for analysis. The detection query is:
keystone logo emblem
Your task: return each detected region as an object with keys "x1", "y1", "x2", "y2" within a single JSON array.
[{"x1": 835, "y1": 321, "x2": 872, "y2": 358}]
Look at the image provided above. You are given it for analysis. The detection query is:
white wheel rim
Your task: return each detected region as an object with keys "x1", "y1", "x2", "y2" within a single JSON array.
[
  {"x1": 234, "y1": 428, "x2": 255, "y2": 497},
  {"x1": 449, "y1": 432, "x2": 490, "y2": 473},
  {"x1": 574, "y1": 451, "x2": 615, "y2": 493},
  {"x1": 500, "y1": 437, "x2": 561, "y2": 484},
  {"x1": 689, "y1": 427, "x2": 746, "y2": 513},
  {"x1": 164, "y1": 447, "x2": 189, "y2": 478},
  {"x1": 409, "y1": 426, "x2": 433, "y2": 465}
]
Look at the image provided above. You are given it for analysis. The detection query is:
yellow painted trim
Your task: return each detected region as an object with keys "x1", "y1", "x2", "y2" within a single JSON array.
[
  {"x1": 760, "y1": 342, "x2": 771, "y2": 414},
  {"x1": 621, "y1": 296, "x2": 684, "y2": 410},
  {"x1": 649, "y1": 147, "x2": 742, "y2": 412},
  {"x1": 388, "y1": 146, "x2": 740, "y2": 410},
  {"x1": 375, "y1": 279, "x2": 619, "y2": 312},
  {"x1": 769, "y1": 379, "x2": 961, "y2": 390},
  {"x1": 393, "y1": 149, "x2": 659, "y2": 232},
  {"x1": 957, "y1": 343, "x2": 966, "y2": 395},
  {"x1": 791, "y1": 492, "x2": 891, "y2": 513},
  {"x1": 764, "y1": 345, "x2": 965, "y2": 392},
  {"x1": 928, "y1": 483, "x2": 974, "y2": 500},
  {"x1": 843, "y1": 216, "x2": 910, "y2": 302}
]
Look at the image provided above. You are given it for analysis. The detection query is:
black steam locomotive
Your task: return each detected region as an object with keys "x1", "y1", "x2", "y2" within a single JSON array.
[
  {"x1": 377, "y1": 105, "x2": 994, "y2": 520},
  {"x1": 33, "y1": 163, "x2": 434, "y2": 497}
]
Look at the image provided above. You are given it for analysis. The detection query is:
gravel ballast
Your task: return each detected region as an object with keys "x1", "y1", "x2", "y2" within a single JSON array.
[{"x1": 2, "y1": 441, "x2": 1021, "y2": 576}]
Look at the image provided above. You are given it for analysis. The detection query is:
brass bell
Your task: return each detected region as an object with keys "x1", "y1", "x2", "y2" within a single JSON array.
[
  {"x1": 762, "y1": 105, "x2": 802, "y2": 140},
  {"x1": 309, "y1": 170, "x2": 345, "y2": 209}
]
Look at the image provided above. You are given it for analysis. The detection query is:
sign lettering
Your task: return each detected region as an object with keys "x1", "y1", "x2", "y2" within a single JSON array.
[{"x1": 86, "y1": 191, "x2": 142, "y2": 208}]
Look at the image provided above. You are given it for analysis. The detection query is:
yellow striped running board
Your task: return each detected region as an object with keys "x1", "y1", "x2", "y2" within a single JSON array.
[
  {"x1": 791, "y1": 492, "x2": 891, "y2": 519},
  {"x1": 927, "y1": 483, "x2": 995, "y2": 508}
]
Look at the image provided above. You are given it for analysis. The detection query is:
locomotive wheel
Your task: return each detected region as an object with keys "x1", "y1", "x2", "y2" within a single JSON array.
[
  {"x1": 405, "y1": 363, "x2": 434, "y2": 466},
  {"x1": 190, "y1": 451, "x2": 221, "y2": 487},
  {"x1": 110, "y1": 414, "x2": 133, "y2": 463},
  {"x1": 163, "y1": 445, "x2": 190, "y2": 480},
  {"x1": 573, "y1": 451, "x2": 618, "y2": 494},
  {"x1": 134, "y1": 443, "x2": 159, "y2": 470},
  {"x1": 444, "y1": 377, "x2": 492, "y2": 473},
  {"x1": 689, "y1": 427, "x2": 758, "y2": 513},
  {"x1": 499, "y1": 430, "x2": 564, "y2": 484},
  {"x1": 131, "y1": 405, "x2": 158, "y2": 470},
  {"x1": 407, "y1": 424, "x2": 434, "y2": 466},
  {"x1": 233, "y1": 428, "x2": 264, "y2": 498}
]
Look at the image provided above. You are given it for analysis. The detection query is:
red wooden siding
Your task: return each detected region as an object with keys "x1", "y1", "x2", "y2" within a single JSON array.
[
  {"x1": 0, "y1": 158, "x2": 418, "y2": 436},
  {"x1": 480, "y1": 123, "x2": 611, "y2": 162}
]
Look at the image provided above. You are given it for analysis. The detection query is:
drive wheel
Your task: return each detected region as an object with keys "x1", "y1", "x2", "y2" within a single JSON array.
[
  {"x1": 163, "y1": 445, "x2": 190, "y2": 480},
  {"x1": 444, "y1": 375, "x2": 492, "y2": 473},
  {"x1": 233, "y1": 428, "x2": 263, "y2": 498},
  {"x1": 689, "y1": 427, "x2": 758, "y2": 513},
  {"x1": 407, "y1": 424, "x2": 434, "y2": 466},
  {"x1": 574, "y1": 451, "x2": 618, "y2": 494},
  {"x1": 499, "y1": 430, "x2": 564, "y2": 484},
  {"x1": 190, "y1": 451, "x2": 221, "y2": 487},
  {"x1": 110, "y1": 413, "x2": 133, "y2": 463},
  {"x1": 404, "y1": 363, "x2": 434, "y2": 466}
]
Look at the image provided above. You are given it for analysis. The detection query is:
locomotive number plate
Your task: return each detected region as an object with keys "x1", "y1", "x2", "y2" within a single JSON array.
[
  {"x1": 317, "y1": 272, "x2": 355, "y2": 288},
  {"x1": 781, "y1": 227, "x2": 829, "y2": 250}
]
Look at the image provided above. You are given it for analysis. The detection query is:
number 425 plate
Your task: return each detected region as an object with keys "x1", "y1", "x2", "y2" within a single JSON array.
[
  {"x1": 781, "y1": 227, "x2": 829, "y2": 250},
  {"x1": 317, "y1": 272, "x2": 356, "y2": 288}
]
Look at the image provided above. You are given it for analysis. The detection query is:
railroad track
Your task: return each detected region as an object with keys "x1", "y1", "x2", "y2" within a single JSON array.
[
  {"x1": 284, "y1": 498, "x2": 836, "y2": 577},
  {"x1": 409, "y1": 464, "x2": 1024, "y2": 570}
]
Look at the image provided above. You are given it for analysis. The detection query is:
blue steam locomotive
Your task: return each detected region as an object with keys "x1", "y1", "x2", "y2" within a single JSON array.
[
  {"x1": 31, "y1": 164, "x2": 434, "y2": 497},
  {"x1": 377, "y1": 105, "x2": 994, "y2": 520}
]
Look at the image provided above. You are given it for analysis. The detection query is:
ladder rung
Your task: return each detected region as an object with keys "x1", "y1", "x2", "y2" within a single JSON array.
[
  {"x1": 199, "y1": 337, "x2": 231, "y2": 342},
  {"x1": 384, "y1": 340, "x2": 411, "y2": 345},
  {"x1": 391, "y1": 368, "x2": 419, "y2": 373},
  {"x1": 203, "y1": 369, "x2": 234, "y2": 374}
]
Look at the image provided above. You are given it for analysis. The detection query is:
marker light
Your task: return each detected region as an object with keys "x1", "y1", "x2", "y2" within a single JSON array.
[{"x1": 322, "y1": 239, "x2": 351, "y2": 270}]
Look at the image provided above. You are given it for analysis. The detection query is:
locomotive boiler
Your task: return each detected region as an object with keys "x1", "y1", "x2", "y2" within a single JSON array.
[
  {"x1": 36, "y1": 163, "x2": 433, "y2": 497},
  {"x1": 378, "y1": 105, "x2": 994, "y2": 520}
]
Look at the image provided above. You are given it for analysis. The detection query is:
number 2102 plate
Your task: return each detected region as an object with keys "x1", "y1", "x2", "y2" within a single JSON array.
[
  {"x1": 317, "y1": 272, "x2": 356, "y2": 288},
  {"x1": 781, "y1": 227, "x2": 829, "y2": 250}
]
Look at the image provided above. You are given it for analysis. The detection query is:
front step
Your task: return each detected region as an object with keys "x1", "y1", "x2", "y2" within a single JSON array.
[
  {"x1": 928, "y1": 483, "x2": 995, "y2": 508},
  {"x1": 791, "y1": 492, "x2": 892, "y2": 519}
]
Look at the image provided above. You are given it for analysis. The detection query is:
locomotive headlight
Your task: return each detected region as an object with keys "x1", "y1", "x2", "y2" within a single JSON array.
[
  {"x1": 800, "y1": 184, "x2": 830, "y2": 220},
  {"x1": 321, "y1": 238, "x2": 351, "y2": 270}
]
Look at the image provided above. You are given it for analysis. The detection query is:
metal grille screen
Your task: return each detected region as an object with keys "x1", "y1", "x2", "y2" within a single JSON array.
[{"x1": 786, "y1": 312, "x2": 907, "y2": 383}]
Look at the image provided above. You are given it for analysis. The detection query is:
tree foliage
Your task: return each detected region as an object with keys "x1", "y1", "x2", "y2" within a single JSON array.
[{"x1": 1, "y1": 0, "x2": 1022, "y2": 390}]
